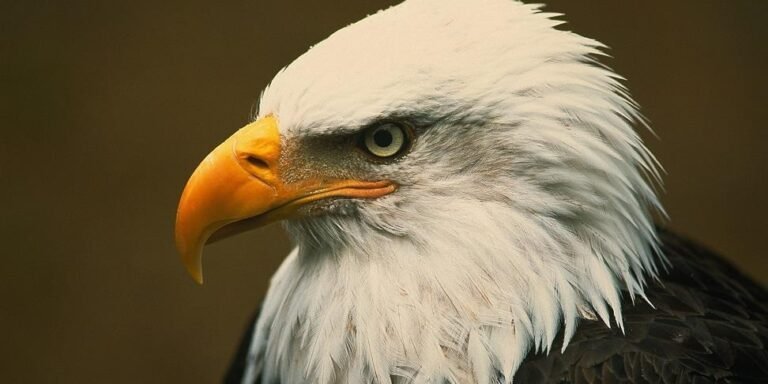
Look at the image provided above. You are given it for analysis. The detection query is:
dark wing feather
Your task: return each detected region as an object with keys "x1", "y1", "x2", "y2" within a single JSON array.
[
  {"x1": 515, "y1": 229, "x2": 768, "y2": 383},
  {"x1": 224, "y1": 308, "x2": 261, "y2": 384},
  {"x1": 226, "y1": 230, "x2": 768, "y2": 383}
]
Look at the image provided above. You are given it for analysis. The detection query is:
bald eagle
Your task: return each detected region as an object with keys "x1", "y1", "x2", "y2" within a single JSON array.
[{"x1": 174, "y1": 0, "x2": 768, "y2": 383}]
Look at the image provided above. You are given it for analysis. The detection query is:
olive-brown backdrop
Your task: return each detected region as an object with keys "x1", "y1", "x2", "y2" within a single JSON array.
[{"x1": 2, "y1": 1, "x2": 766, "y2": 382}]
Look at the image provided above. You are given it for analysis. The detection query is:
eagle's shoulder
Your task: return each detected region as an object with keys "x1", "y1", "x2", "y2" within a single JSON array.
[{"x1": 516, "y1": 229, "x2": 768, "y2": 383}]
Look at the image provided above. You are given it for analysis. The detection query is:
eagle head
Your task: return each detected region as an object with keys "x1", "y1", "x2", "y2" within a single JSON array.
[{"x1": 175, "y1": 0, "x2": 664, "y2": 382}]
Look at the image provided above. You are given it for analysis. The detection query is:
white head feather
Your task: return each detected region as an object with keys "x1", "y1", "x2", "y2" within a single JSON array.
[{"x1": 244, "y1": 0, "x2": 665, "y2": 383}]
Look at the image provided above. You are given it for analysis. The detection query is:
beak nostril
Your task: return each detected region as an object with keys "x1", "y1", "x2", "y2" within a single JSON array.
[{"x1": 246, "y1": 155, "x2": 270, "y2": 170}]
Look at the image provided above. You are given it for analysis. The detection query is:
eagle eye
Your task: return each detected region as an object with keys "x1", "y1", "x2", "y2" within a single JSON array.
[{"x1": 360, "y1": 122, "x2": 411, "y2": 159}]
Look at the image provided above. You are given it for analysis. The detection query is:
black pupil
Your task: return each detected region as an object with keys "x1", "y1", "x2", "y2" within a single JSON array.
[{"x1": 373, "y1": 129, "x2": 394, "y2": 148}]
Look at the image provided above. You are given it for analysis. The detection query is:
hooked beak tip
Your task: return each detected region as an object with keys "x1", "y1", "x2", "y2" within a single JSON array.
[{"x1": 175, "y1": 229, "x2": 206, "y2": 284}]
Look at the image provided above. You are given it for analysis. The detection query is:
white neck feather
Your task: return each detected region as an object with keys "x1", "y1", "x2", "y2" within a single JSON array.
[{"x1": 246, "y1": 192, "x2": 662, "y2": 384}]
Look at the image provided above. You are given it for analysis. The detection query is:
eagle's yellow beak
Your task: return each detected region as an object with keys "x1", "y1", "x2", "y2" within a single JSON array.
[{"x1": 175, "y1": 116, "x2": 396, "y2": 284}]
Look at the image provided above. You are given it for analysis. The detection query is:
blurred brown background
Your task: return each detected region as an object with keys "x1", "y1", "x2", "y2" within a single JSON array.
[{"x1": 1, "y1": 0, "x2": 766, "y2": 382}]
